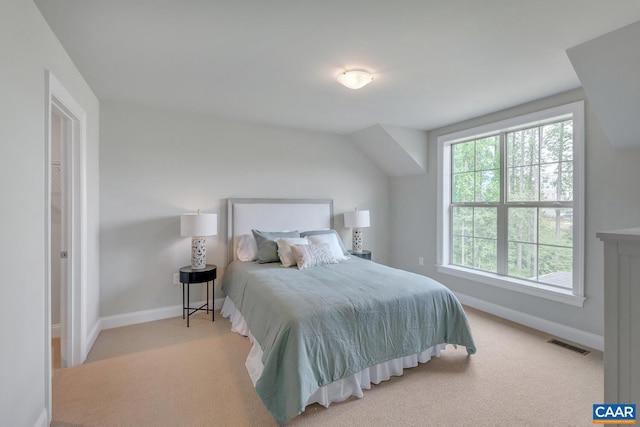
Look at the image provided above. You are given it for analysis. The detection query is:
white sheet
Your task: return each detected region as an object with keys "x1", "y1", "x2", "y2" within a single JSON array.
[{"x1": 221, "y1": 297, "x2": 446, "y2": 411}]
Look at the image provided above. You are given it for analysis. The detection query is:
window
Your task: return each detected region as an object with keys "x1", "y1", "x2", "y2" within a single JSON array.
[{"x1": 437, "y1": 101, "x2": 585, "y2": 306}]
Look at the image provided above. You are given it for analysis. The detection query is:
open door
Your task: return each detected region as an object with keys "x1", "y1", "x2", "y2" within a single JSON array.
[{"x1": 44, "y1": 71, "x2": 88, "y2": 422}]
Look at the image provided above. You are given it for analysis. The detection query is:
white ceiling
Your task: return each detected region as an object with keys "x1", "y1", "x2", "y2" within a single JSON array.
[{"x1": 35, "y1": 0, "x2": 640, "y2": 134}]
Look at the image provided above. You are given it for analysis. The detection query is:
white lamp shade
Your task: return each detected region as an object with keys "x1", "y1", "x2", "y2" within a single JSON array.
[
  {"x1": 344, "y1": 210, "x2": 370, "y2": 228},
  {"x1": 180, "y1": 213, "x2": 217, "y2": 237}
]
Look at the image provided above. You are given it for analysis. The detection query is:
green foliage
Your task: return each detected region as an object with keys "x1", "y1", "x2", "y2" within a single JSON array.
[
  {"x1": 508, "y1": 241, "x2": 536, "y2": 279},
  {"x1": 538, "y1": 246, "x2": 572, "y2": 279},
  {"x1": 452, "y1": 137, "x2": 499, "y2": 203},
  {"x1": 453, "y1": 140, "x2": 474, "y2": 173},
  {"x1": 508, "y1": 128, "x2": 538, "y2": 167},
  {"x1": 506, "y1": 207, "x2": 573, "y2": 286},
  {"x1": 506, "y1": 120, "x2": 573, "y2": 202},
  {"x1": 453, "y1": 172, "x2": 474, "y2": 202},
  {"x1": 474, "y1": 238, "x2": 497, "y2": 272},
  {"x1": 452, "y1": 207, "x2": 497, "y2": 273}
]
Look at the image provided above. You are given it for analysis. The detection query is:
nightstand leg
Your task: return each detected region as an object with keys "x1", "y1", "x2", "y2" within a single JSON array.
[
  {"x1": 210, "y1": 281, "x2": 214, "y2": 322},
  {"x1": 186, "y1": 282, "x2": 190, "y2": 327},
  {"x1": 182, "y1": 282, "x2": 185, "y2": 319}
]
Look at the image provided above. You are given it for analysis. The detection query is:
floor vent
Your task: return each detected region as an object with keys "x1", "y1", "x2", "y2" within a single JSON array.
[{"x1": 548, "y1": 339, "x2": 590, "y2": 355}]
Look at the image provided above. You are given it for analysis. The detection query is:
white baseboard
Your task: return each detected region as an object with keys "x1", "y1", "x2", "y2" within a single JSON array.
[
  {"x1": 455, "y1": 292, "x2": 604, "y2": 351},
  {"x1": 85, "y1": 319, "x2": 102, "y2": 359},
  {"x1": 100, "y1": 298, "x2": 226, "y2": 331},
  {"x1": 213, "y1": 297, "x2": 224, "y2": 311},
  {"x1": 101, "y1": 305, "x2": 182, "y2": 330},
  {"x1": 33, "y1": 408, "x2": 48, "y2": 427},
  {"x1": 52, "y1": 320, "x2": 100, "y2": 363},
  {"x1": 51, "y1": 323, "x2": 61, "y2": 339},
  {"x1": 81, "y1": 298, "x2": 225, "y2": 358}
]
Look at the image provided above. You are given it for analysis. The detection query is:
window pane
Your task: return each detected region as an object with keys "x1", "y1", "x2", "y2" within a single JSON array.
[
  {"x1": 508, "y1": 241, "x2": 536, "y2": 279},
  {"x1": 561, "y1": 121, "x2": 573, "y2": 161},
  {"x1": 453, "y1": 172, "x2": 474, "y2": 202},
  {"x1": 559, "y1": 162, "x2": 573, "y2": 201},
  {"x1": 475, "y1": 170, "x2": 500, "y2": 202},
  {"x1": 476, "y1": 136, "x2": 500, "y2": 170},
  {"x1": 453, "y1": 140, "x2": 475, "y2": 173},
  {"x1": 538, "y1": 245, "x2": 572, "y2": 289},
  {"x1": 540, "y1": 163, "x2": 560, "y2": 201},
  {"x1": 541, "y1": 120, "x2": 573, "y2": 163},
  {"x1": 508, "y1": 165, "x2": 539, "y2": 201},
  {"x1": 508, "y1": 208, "x2": 537, "y2": 243},
  {"x1": 538, "y1": 208, "x2": 572, "y2": 247},
  {"x1": 474, "y1": 237, "x2": 496, "y2": 272},
  {"x1": 540, "y1": 162, "x2": 573, "y2": 202},
  {"x1": 507, "y1": 128, "x2": 539, "y2": 167},
  {"x1": 452, "y1": 207, "x2": 473, "y2": 237},
  {"x1": 452, "y1": 235, "x2": 473, "y2": 268},
  {"x1": 474, "y1": 207, "x2": 497, "y2": 239}
]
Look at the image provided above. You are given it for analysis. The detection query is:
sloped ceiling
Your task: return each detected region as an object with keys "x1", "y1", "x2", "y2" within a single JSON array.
[
  {"x1": 568, "y1": 21, "x2": 640, "y2": 149},
  {"x1": 350, "y1": 125, "x2": 427, "y2": 177}
]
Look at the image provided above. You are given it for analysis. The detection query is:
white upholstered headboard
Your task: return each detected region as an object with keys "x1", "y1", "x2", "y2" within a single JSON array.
[{"x1": 227, "y1": 198, "x2": 334, "y2": 262}]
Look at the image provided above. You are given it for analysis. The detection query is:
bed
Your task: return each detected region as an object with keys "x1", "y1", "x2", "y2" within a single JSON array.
[{"x1": 220, "y1": 198, "x2": 476, "y2": 424}]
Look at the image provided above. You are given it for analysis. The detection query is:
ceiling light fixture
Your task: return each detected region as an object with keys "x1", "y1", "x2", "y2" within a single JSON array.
[{"x1": 337, "y1": 70, "x2": 373, "y2": 90}]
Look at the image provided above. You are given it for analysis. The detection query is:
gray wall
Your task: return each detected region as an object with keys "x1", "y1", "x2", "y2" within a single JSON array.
[
  {"x1": 390, "y1": 88, "x2": 640, "y2": 341},
  {"x1": 0, "y1": 0, "x2": 100, "y2": 425},
  {"x1": 99, "y1": 101, "x2": 390, "y2": 317}
]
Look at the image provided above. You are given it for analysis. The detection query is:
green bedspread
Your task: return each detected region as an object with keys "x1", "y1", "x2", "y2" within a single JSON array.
[{"x1": 221, "y1": 257, "x2": 476, "y2": 424}]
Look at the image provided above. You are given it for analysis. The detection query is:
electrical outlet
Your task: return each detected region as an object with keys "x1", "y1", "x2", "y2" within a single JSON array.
[
  {"x1": 418, "y1": 257, "x2": 424, "y2": 266},
  {"x1": 173, "y1": 272, "x2": 180, "y2": 285}
]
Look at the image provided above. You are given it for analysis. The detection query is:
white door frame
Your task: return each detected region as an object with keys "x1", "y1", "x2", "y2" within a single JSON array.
[{"x1": 44, "y1": 71, "x2": 88, "y2": 422}]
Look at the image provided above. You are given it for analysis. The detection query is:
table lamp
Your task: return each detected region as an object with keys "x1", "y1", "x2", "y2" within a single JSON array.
[
  {"x1": 344, "y1": 209, "x2": 370, "y2": 253},
  {"x1": 180, "y1": 210, "x2": 217, "y2": 269}
]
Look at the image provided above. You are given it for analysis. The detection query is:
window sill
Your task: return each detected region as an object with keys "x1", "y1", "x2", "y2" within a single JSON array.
[{"x1": 436, "y1": 264, "x2": 585, "y2": 307}]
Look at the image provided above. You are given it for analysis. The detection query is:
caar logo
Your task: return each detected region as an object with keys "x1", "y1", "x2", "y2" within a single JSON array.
[{"x1": 593, "y1": 404, "x2": 636, "y2": 424}]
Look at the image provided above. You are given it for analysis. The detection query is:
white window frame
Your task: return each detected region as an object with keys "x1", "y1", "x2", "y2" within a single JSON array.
[{"x1": 436, "y1": 101, "x2": 585, "y2": 307}]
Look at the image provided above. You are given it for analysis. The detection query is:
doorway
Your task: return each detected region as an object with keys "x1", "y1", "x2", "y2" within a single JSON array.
[
  {"x1": 44, "y1": 71, "x2": 88, "y2": 422},
  {"x1": 50, "y1": 110, "x2": 66, "y2": 369}
]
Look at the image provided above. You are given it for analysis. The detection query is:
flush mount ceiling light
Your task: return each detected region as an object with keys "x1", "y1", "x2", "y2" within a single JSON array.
[{"x1": 337, "y1": 70, "x2": 373, "y2": 89}]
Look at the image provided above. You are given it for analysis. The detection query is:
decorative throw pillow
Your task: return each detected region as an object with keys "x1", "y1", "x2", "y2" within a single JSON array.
[
  {"x1": 300, "y1": 229, "x2": 350, "y2": 257},
  {"x1": 252, "y1": 230, "x2": 300, "y2": 263},
  {"x1": 307, "y1": 233, "x2": 350, "y2": 261},
  {"x1": 290, "y1": 243, "x2": 338, "y2": 270},
  {"x1": 236, "y1": 234, "x2": 258, "y2": 261},
  {"x1": 276, "y1": 237, "x2": 309, "y2": 267}
]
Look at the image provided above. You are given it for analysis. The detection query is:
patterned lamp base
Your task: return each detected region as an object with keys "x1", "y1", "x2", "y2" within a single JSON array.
[
  {"x1": 352, "y1": 228, "x2": 363, "y2": 253},
  {"x1": 191, "y1": 237, "x2": 207, "y2": 269}
]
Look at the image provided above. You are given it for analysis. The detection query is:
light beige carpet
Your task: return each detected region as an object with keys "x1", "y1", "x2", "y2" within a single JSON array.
[
  {"x1": 52, "y1": 307, "x2": 602, "y2": 426},
  {"x1": 52, "y1": 337, "x2": 61, "y2": 370}
]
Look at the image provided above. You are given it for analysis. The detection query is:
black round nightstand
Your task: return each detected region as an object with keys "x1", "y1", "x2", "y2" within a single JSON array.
[
  {"x1": 180, "y1": 264, "x2": 217, "y2": 327},
  {"x1": 349, "y1": 250, "x2": 371, "y2": 260}
]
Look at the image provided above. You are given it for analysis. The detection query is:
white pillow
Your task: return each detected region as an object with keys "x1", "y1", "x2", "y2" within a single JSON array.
[
  {"x1": 276, "y1": 237, "x2": 309, "y2": 267},
  {"x1": 307, "y1": 233, "x2": 350, "y2": 261},
  {"x1": 290, "y1": 243, "x2": 338, "y2": 270},
  {"x1": 237, "y1": 234, "x2": 258, "y2": 261}
]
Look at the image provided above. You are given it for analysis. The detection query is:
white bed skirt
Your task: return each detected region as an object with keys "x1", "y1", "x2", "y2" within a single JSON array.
[{"x1": 221, "y1": 296, "x2": 446, "y2": 410}]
